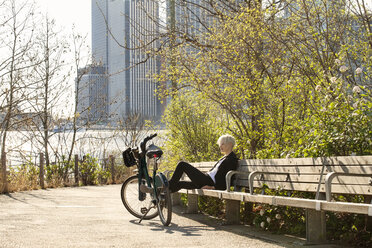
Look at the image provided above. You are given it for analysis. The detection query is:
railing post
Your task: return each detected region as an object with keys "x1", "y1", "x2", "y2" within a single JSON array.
[
  {"x1": 74, "y1": 154, "x2": 79, "y2": 185},
  {"x1": 39, "y1": 153, "x2": 45, "y2": 189},
  {"x1": 110, "y1": 155, "x2": 115, "y2": 184},
  {"x1": 1, "y1": 152, "x2": 8, "y2": 193}
]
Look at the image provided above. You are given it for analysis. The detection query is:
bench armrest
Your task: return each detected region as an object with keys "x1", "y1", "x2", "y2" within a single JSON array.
[
  {"x1": 225, "y1": 170, "x2": 250, "y2": 192},
  {"x1": 325, "y1": 172, "x2": 372, "y2": 202},
  {"x1": 249, "y1": 171, "x2": 290, "y2": 195}
]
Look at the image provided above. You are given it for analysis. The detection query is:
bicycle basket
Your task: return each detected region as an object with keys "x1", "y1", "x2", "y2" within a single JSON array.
[{"x1": 122, "y1": 148, "x2": 137, "y2": 167}]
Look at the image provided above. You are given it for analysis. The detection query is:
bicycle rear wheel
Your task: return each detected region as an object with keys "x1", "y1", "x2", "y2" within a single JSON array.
[
  {"x1": 121, "y1": 175, "x2": 158, "y2": 220},
  {"x1": 157, "y1": 186, "x2": 172, "y2": 226}
]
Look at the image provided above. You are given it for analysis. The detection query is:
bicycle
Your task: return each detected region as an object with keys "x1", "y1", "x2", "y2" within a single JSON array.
[{"x1": 120, "y1": 133, "x2": 172, "y2": 226}]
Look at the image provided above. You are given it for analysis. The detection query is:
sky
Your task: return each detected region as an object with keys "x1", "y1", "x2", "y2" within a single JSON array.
[
  {"x1": 36, "y1": 0, "x2": 92, "y2": 46},
  {"x1": 34, "y1": 0, "x2": 92, "y2": 117}
]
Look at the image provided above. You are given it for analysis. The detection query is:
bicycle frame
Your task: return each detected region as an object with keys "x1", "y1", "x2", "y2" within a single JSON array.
[
  {"x1": 121, "y1": 133, "x2": 172, "y2": 226},
  {"x1": 136, "y1": 134, "x2": 160, "y2": 202},
  {"x1": 137, "y1": 154, "x2": 154, "y2": 198}
]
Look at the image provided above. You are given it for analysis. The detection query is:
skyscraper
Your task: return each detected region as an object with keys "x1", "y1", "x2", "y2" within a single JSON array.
[
  {"x1": 76, "y1": 66, "x2": 108, "y2": 123},
  {"x1": 89, "y1": 0, "x2": 162, "y2": 124}
]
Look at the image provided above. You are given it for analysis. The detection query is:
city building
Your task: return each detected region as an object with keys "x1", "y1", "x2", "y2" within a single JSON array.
[
  {"x1": 76, "y1": 66, "x2": 108, "y2": 124},
  {"x1": 88, "y1": 0, "x2": 163, "y2": 124}
]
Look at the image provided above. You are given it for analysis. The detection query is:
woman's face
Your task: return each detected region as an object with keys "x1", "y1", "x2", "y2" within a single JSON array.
[{"x1": 219, "y1": 142, "x2": 232, "y2": 155}]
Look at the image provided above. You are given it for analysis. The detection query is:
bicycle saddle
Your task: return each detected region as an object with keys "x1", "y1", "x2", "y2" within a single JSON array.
[{"x1": 146, "y1": 144, "x2": 163, "y2": 158}]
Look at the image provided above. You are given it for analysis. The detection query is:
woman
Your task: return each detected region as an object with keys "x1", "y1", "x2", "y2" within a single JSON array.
[{"x1": 168, "y1": 134, "x2": 238, "y2": 192}]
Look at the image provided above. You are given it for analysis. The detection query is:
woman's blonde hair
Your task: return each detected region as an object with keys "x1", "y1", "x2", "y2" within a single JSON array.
[{"x1": 217, "y1": 134, "x2": 236, "y2": 147}]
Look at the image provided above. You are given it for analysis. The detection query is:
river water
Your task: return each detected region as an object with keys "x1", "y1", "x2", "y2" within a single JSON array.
[{"x1": 4, "y1": 129, "x2": 166, "y2": 167}]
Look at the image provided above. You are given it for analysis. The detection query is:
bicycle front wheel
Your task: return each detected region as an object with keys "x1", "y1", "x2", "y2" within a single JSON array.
[
  {"x1": 121, "y1": 175, "x2": 158, "y2": 220},
  {"x1": 157, "y1": 186, "x2": 172, "y2": 226}
]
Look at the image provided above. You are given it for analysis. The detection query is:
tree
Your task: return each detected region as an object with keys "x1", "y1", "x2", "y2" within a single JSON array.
[
  {"x1": 0, "y1": 0, "x2": 37, "y2": 193},
  {"x1": 157, "y1": 1, "x2": 273, "y2": 158},
  {"x1": 64, "y1": 29, "x2": 91, "y2": 178},
  {"x1": 26, "y1": 15, "x2": 70, "y2": 181},
  {"x1": 156, "y1": 0, "x2": 371, "y2": 158},
  {"x1": 161, "y1": 90, "x2": 225, "y2": 167},
  {"x1": 262, "y1": 0, "x2": 372, "y2": 157}
]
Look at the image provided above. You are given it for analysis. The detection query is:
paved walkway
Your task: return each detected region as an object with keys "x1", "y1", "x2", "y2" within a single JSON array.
[{"x1": 0, "y1": 185, "x2": 338, "y2": 248}]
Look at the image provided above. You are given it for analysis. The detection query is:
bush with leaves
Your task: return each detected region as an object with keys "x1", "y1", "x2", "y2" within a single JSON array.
[
  {"x1": 46, "y1": 156, "x2": 75, "y2": 187},
  {"x1": 198, "y1": 196, "x2": 225, "y2": 218},
  {"x1": 156, "y1": 0, "x2": 371, "y2": 245},
  {"x1": 161, "y1": 91, "x2": 226, "y2": 169},
  {"x1": 79, "y1": 154, "x2": 101, "y2": 186}
]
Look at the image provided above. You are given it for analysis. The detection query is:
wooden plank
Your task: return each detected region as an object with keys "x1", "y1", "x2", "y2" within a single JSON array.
[
  {"x1": 234, "y1": 165, "x2": 372, "y2": 174},
  {"x1": 191, "y1": 157, "x2": 372, "y2": 175},
  {"x1": 239, "y1": 156, "x2": 372, "y2": 166},
  {"x1": 221, "y1": 192, "x2": 372, "y2": 215},
  {"x1": 235, "y1": 180, "x2": 372, "y2": 195},
  {"x1": 181, "y1": 176, "x2": 371, "y2": 195},
  {"x1": 322, "y1": 201, "x2": 371, "y2": 214},
  {"x1": 181, "y1": 177, "x2": 371, "y2": 195},
  {"x1": 179, "y1": 189, "x2": 188, "y2": 194},
  {"x1": 179, "y1": 189, "x2": 372, "y2": 215},
  {"x1": 192, "y1": 162, "x2": 215, "y2": 168},
  {"x1": 233, "y1": 174, "x2": 372, "y2": 185}
]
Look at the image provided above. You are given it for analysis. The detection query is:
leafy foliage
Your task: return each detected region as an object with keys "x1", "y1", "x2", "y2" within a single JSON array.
[
  {"x1": 157, "y1": 0, "x2": 371, "y2": 246},
  {"x1": 161, "y1": 91, "x2": 226, "y2": 169},
  {"x1": 158, "y1": 0, "x2": 372, "y2": 160},
  {"x1": 79, "y1": 154, "x2": 107, "y2": 186}
]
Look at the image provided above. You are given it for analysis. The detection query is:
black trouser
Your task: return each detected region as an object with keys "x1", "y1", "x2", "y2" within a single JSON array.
[{"x1": 168, "y1": 161, "x2": 214, "y2": 193}]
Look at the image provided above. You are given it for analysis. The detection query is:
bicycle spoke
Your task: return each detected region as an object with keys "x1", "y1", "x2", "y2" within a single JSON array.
[{"x1": 121, "y1": 175, "x2": 158, "y2": 220}]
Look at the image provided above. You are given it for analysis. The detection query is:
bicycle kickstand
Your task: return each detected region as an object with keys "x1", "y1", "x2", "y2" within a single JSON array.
[{"x1": 138, "y1": 200, "x2": 156, "y2": 224}]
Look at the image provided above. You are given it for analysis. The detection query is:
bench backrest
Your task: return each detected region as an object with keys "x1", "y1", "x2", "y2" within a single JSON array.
[
  {"x1": 191, "y1": 156, "x2": 372, "y2": 196},
  {"x1": 236, "y1": 156, "x2": 372, "y2": 196}
]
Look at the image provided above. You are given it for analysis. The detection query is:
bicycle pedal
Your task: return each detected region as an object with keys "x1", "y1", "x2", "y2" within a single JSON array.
[
  {"x1": 140, "y1": 184, "x2": 153, "y2": 193},
  {"x1": 140, "y1": 207, "x2": 148, "y2": 214}
]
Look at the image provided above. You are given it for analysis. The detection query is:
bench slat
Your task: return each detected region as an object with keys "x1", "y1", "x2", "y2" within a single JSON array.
[
  {"x1": 234, "y1": 165, "x2": 372, "y2": 174},
  {"x1": 234, "y1": 179, "x2": 372, "y2": 195},
  {"x1": 239, "y1": 156, "x2": 372, "y2": 166},
  {"x1": 232, "y1": 174, "x2": 372, "y2": 185},
  {"x1": 179, "y1": 189, "x2": 372, "y2": 215}
]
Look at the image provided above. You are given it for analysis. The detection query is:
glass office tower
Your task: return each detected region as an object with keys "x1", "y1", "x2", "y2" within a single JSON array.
[{"x1": 90, "y1": 0, "x2": 162, "y2": 124}]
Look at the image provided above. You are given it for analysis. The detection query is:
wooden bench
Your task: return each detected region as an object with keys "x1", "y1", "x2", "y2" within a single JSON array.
[{"x1": 171, "y1": 156, "x2": 372, "y2": 244}]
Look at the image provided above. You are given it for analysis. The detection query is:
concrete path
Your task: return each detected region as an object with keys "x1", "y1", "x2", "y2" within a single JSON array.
[{"x1": 0, "y1": 185, "x2": 337, "y2": 248}]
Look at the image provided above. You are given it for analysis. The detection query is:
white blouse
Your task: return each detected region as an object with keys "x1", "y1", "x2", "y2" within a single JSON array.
[{"x1": 207, "y1": 156, "x2": 226, "y2": 183}]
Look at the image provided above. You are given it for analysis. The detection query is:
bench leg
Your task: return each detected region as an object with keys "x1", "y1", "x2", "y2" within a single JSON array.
[
  {"x1": 306, "y1": 209, "x2": 326, "y2": 244},
  {"x1": 225, "y1": 199, "x2": 240, "y2": 224},
  {"x1": 186, "y1": 194, "x2": 198, "y2": 214},
  {"x1": 171, "y1": 192, "x2": 182, "y2": 206}
]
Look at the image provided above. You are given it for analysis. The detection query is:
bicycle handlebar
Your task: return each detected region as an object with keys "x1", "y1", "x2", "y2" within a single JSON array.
[{"x1": 140, "y1": 133, "x2": 157, "y2": 153}]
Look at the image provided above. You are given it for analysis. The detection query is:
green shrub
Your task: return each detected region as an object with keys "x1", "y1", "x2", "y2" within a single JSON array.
[
  {"x1": 79, "y1": 154, "x2": 101, "y2": 186},
  {"x1": 46, "y1": 156, "x2": 75, "y2": 187},
  {"x1": 198, "y1": 196, "x2": 225, "y2": 218}
]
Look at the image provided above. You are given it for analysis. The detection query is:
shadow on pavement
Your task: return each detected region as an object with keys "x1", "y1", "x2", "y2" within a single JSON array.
[
  {"x1": 4, "y1": 191, "x2": 59, "y2": 206},
  {"x1": 128, "y1": 205, "x2": 343, "y2": 248},
  {"x1": 129, "y1": 218, "x2": 217, "y2": 237}
]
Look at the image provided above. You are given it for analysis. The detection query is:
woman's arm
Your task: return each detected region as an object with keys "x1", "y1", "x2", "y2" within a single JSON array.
[
  {"x1": 201, "y1": 185, "x2": 215, "y2": 189},
  {"x1": 214, "y1": 153, "x2": 238, "y2": 190}
]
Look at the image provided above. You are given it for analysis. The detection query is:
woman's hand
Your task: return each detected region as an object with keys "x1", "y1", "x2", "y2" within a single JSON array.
[{"x1": 201, "y1": 185, "x2": 215, "y2": 190}]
